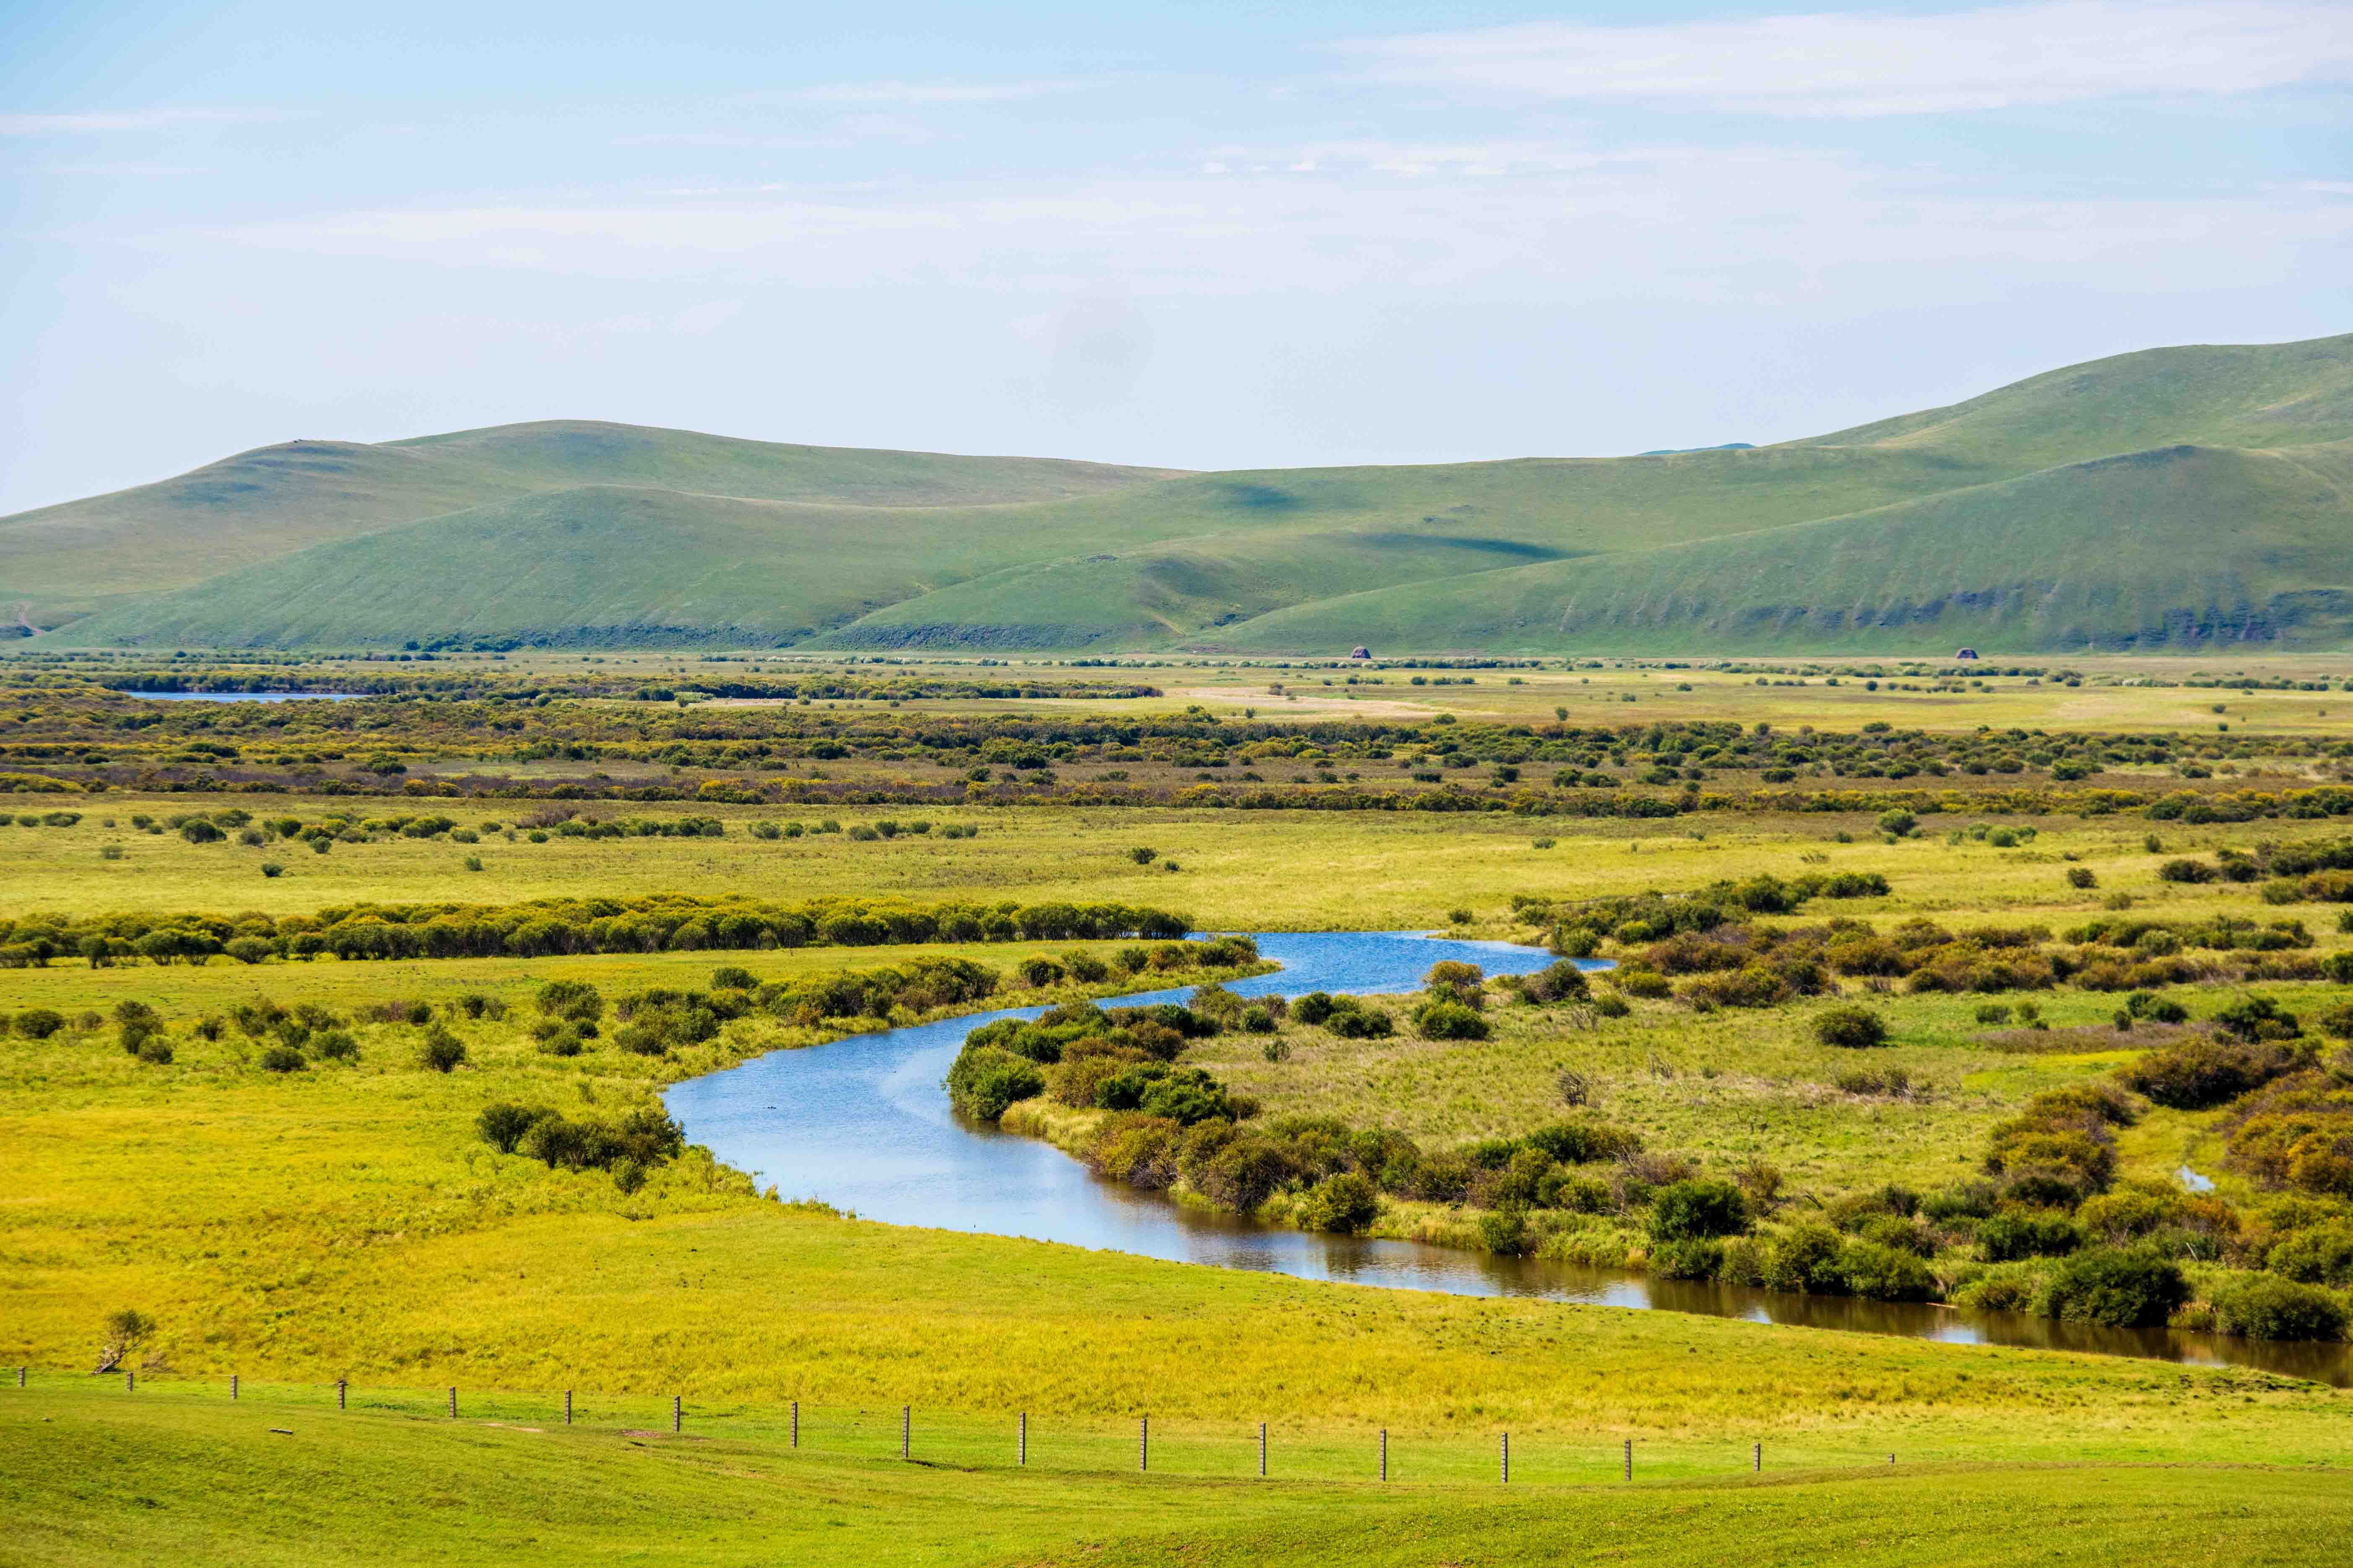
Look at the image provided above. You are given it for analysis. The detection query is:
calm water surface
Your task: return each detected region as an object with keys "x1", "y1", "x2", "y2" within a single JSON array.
[
  {"x1": 666, "y1": 931, "x2": 2350, "y2": 1386},
  {"x1": 120, "y1": 691, "x2": 363, "y2": 703}
]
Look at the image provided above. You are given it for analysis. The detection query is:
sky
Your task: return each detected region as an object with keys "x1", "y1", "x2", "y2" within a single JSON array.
[{"x1": 2, "y1": 0, "x2": 2349, "y2": 512}]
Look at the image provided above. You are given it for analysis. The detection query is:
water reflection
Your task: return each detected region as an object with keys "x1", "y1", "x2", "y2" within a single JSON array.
[{"x1": 665, "y1": 931, "x2": 2349, "y2": 1387}]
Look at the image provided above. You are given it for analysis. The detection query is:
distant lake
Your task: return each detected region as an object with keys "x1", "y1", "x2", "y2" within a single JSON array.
[{"x1": 119, "y1": 691, "x2": 365, "y2": 703}]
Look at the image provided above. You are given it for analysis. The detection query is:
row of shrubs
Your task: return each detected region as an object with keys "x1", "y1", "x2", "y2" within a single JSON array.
[
  {"x1": 1536, "y1": 872, "x2": 1893, "y2": 957},
  {"x1": 0, "y1": 892, "x2": 1194, "y2": 967}
]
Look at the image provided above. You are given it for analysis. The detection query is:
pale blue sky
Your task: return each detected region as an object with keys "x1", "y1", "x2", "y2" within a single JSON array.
[{"x1": 3, "y1": 0, "x2": 2348, "y2": 511}]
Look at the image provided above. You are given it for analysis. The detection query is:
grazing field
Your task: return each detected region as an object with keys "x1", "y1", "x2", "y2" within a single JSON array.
[{"x1": 6, "y1": 1383, "x2": 2348, "y2": 1568}]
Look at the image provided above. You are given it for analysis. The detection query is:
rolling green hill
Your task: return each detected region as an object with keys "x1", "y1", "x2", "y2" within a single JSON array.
[
  {"x1": 19, "y1": 333, "x2": 2353, "y2": 654},
  {"x1": 0, "y1": 421, "x2": 1180, "y2": 626}
]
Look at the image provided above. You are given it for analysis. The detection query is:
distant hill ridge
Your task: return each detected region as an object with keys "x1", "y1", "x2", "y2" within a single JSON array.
[{"x1": 10, "y1": 331, "x2": 2353, "y2": 654}]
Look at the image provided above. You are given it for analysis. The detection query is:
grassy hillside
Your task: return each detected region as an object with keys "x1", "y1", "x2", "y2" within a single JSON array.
[
  {"x1": 21, "y1": 333, "x2": 2353, "y2": 652},
  {"x1": 0, "y1": 421, "x2": 1177, "y2": 627},
  {"x1": 1200, "y1": 439, "x2": 2353, "y2": 655}
]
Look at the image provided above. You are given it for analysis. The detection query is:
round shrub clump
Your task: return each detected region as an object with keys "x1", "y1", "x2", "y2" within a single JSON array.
[
  {"x1": 1648, "y1": 1178, "x2": 1748, "y2": 1242},
  {"x1": 2041, "y1": 1248, "x2": 2190, "y2": 1327},
  {"x1": 1412, "y1": 1000, "x2": 1490, "y2": 1040},
  {"x1": 1813, "y1": 1006, "x2": 1889, "y2": 1049},
  {"x1": 2210, "y1": 1273, "x2": 2349, "y2": 1342}
]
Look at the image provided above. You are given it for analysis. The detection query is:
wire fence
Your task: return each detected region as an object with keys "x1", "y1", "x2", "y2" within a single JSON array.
[{"x1": 6, "y1": 1365, "x2": 1933, "y2": 1486}]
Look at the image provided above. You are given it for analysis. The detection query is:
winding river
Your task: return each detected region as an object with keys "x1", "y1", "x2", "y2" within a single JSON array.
[{"x1": 666, "y1": 931, "x2": 2351, "y2": 1386}]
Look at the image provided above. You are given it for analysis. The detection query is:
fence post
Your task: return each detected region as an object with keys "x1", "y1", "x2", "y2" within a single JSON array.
[
  {"x1": 672, "y1": 1396, "x2": 682, "y2": 1434},
  {"x1": 1753, "y1": 1441, "x2": 1760, "y2": 1473},
  {"x1": 1258, "y1": 1422, "x2": 1266, "y2": 1478},
  {"x1": 1018, "y1": 1411, "x2": 1026, "y2": 1467},
  {"x1": 15, "y1": 1368, "x2": 23, "y2": 1389},
  {"x1": 337, "y1": 1379, "x2": 346, "y2": 1411},
  {"x1": 230, "y1": 1374, "x2": 238, "y2": 1401},
  {"x1": 1624, "y1": 1438, "x2": 1632, "y2": 1482},
  {"x1": 1140, "y1": 1415, "x2": 1148, "y2": 1472},
  {"x1": 1888, "y1": 1453, "x2": 1895, "y2": 1466},
  {"x1": 565, "y1": 1389, "x2": 573, "y2": 1426},
  {"x1": 126, "y1": 1371, "x2": 134, "y2": 1393},
  {"x1": 791, "y1": 1400, "x2": 798, "y2": 1449},
  {"x1": 449, "y1": 1387, "x2": 457, "y2": 1419},
  {"x1": 901, "y1": 1405, "x2": 910, "y2": 1460},
  {"x1": 1380, "y1": 1428, "x2": 1388, "y2": 1482}
]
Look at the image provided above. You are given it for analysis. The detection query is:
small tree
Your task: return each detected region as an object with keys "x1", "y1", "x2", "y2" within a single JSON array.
[{"x1": 96, "y1": 1308, "x2": 156, "y2": 1372}]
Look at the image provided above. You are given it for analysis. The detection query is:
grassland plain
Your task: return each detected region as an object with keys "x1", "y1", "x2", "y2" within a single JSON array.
[
  {"x1": 0, "y1": 789, "x2": 2320, "y2": 930},
  {"x1": 10, "y1": 663, "x2": 2353, "y2": 1562},
  {"x1": 19, "y1": 331, "x2": 2353, "y2": 652}
]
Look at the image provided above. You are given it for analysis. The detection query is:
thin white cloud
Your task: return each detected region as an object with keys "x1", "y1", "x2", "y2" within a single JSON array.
[
  {"x1": 1342, "y1": 1, "x2": 2353, "y2": 117},
  {"x1": 191, "y1": 144, "x2": 2353, "y2": 312},
  {"x1": 0, "y1": 107, "x2": 310, "y2": 133}
]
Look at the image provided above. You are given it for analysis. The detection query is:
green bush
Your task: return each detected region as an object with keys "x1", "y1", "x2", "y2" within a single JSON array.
[
  {"x1": 1295, "y1": 1172, "x2": 1380, "y2": 1235},
  {"x1": 12, "y1": 1008, "x2": 65, "y2": 1039},
  {"x1": 2266, "y1": 1221, "x2": 2353, "y2": 1286},
  {"x1": 2210, "y1": 1273, "x2": 2348, "y2": 1341},
  {"x1": 1649, "y1": 1237, "x2": 1723, "y2": 1279},
  {"x1": 2040, "y1": 1248, "x2": 2190, "y2": 1327},
  {"x1": 1761, "y1": 1223, "x2": 1848, "y2": 1295},
  {"x1": 1813, "y1": 1006, "x2": 1889, "y2": 1049},
  {"x1": 1648, "y1": 1178, "x2": 1748, "y2": 1242},
  {"x1": 258, "y1": 1045, "x2": 306, "y2": 1073},
  {"x1": 478, "y1": 1102, "x2": 550, "y2": 1154},
  {"x1": 1839, "y1": 1240, "x2": 1937, "y2": 1301},
  {"x1": 311, "y1": 1028, "x2": 359, "y2": 1062},
  {"x1": 2118, "y1": 1036, "x2": 2308, "y2": 1109},
  {"x1": 417, "y1": 1027, "x2": 467, "y2": 1073},
  {"x1": 1412, "y1": 999, "x2": 1489, "y2": 1040},
  {"x1": 1979, "y1": 1210, "x2": 2083, "y2": 1261},
  {"x1": 1477, "y1": 1208, "x2": 1529, "y2": 1256},
  {"x1": 945, "y1": 1046, "x2": 1045, "y2": 1120}
]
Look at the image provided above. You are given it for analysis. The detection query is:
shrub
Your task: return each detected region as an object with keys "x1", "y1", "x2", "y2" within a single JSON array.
[
  {"x1": 2067, "y1": 867, "x2": 2097, "y2": 889},
  {"x1": 2118, "y1": 1036, "x2": 2309, "y2": 1110},
  {"x1": 1519, "y1": 961, "x2": 1590, "y2": 1004},
  {"x1": 1477, "y1": 1208, "x2": 1529, "y2": 1256},
  {"x1": 259, "y1": 862, "x2": 284, "y2": 878},
  {"x1": 417, "y1": 1027, "x2": 467, "y2": 1073},
  {"x1": 1839, "y1": 1240, "x2": 1937, "y2": 1301},
  {"x1": 1648, "y1": 1179, "x2": 1748, "y2": 1241},
  {"x1": 2267, "y1": 1220, "x2": 2353, "y2": 1285},
  {"x1": 1594, "y1": 995, "x2": 1632, "y2": 1018},
  {"x1": 2213, "y1": 994, "x2": 2301, "y2": 1043},
  {"x1": 945, "y1": 1047, "x2": 1045, "y2": 1120},
  {"x1": 710, "y1": 966, "x2": 757, "y2": 991},
  {"x1": 179, "y1": 820, "x2": 225, "y2": 844},
  {"x1": 1412, "y1": 999, "x2": 1489, "y2": 1040},
  {"x1": 1813, "y1": 1006, "x2": 1889, "y2": 1049},
  {"x1": 1978, "y1": 1209, "x2": 2082, "y2": 1261},
  {"x1": 13, "y1": 1008, "x2": 65, "y2": 1039},
  {"x1": 1650, "y1": 1237, "x2": 1723, "y2": 1279},
  {"x1": 258, "y1": 1045, "x2": 306, "y2": 1073},
  {"x1": 2209, "y1": 1273, "x2": 2348, "y2": 1341},
  {"x1": 1019, "y1": 956, "x2": 1068, "y2": 988},
  {"x1": 478, "y1": 1102, "x2": 550, "y2": 1154},
  {"x1": 1761, "y1": 1223, "x2": 1848, "y2": 1295},
  {"x1": 536, "y1": 979, "x2": 604, "y2": 1025},
  {"x1": 2041, "y1": 1248, "x2": 2190, "y2": 1327},
  {"x1": 311, "y1": 1028, "x2": 359, "y2": 1061},
  {"x1": 1295, "y1": 1172, "x2": 1381, "y2": 1234},
  {"x1": 2159, "y1": 859, "x2": 2216, "y2": 884}
]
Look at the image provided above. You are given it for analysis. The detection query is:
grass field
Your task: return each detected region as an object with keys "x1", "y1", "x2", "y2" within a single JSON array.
[
  {"x1": 10, "y1": 663, "x2": 2353, "y2": 1562},
  {"x1": 7, "y1": 1382, "x2": 2347, "y2": 1568}
]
